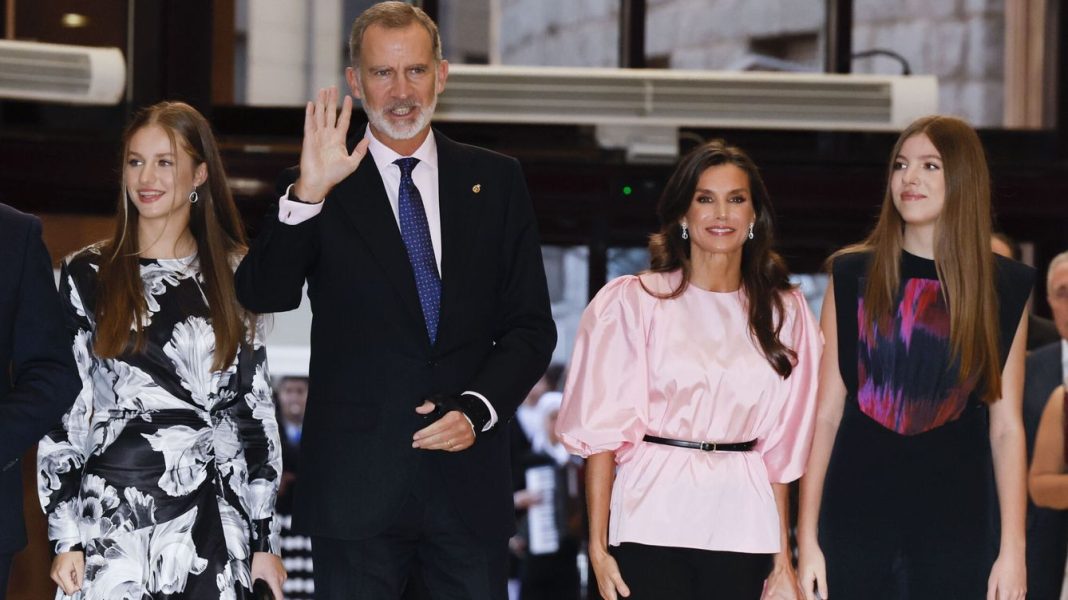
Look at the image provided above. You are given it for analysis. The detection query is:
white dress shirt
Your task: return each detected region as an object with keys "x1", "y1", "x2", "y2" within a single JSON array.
[
  {"x1": 278, "y1": 127, "x2": 442, "y2": 271},
  {"x1": 1061, "y1": 339, "x2": 1068, "y2": 385},
  {"x1": 275, "y1": 126, "x2": 497, "y2": 431}
]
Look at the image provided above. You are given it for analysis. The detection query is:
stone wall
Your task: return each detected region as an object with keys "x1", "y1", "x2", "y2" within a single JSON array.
[
  {"x1": 645, "y1": 0, "x2": 824, "y2": 70},
  {"x1": 440, "y1": 0, "x2": 492, "y2": 63},
  {"x1": 495, "y1": 0, "x2": 621, "y2": 67},
  {"x1": 852, "y1": 0, "x2": 1004, "y2": 125}
]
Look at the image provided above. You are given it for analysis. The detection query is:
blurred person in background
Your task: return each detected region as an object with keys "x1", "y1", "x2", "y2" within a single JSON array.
[
  {"x1": 508, "y1": 366, "x2": 563, "y2": 599},
  {"x1": 513, "y1": 391, "x2": 583, "y2": 600},
  {"x1": 1023, "y1": 250, "x2": 1068, "y2": 600},
  {"x1": 991, "y1": 232, "x2": 1060, "y2": 350},
  {"x1": 276, "y1": 375, "x2": 309, "y2": 502},
  {"x1": 275, "y1": 375, "x2": 314, "y2": 599}
]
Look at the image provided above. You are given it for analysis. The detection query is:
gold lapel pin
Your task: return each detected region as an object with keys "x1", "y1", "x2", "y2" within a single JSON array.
[{"x1": 472, "y1": 184, "x2": 481, "y2": 194}]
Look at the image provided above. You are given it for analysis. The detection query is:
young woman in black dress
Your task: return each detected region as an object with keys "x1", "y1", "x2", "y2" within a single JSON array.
[{"x1": 796, "y1": 115, "x2": 1031, "y2": 600}]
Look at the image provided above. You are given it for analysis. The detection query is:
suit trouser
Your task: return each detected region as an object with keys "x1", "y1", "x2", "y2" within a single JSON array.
[
  {"x1": 518, "y1": 538, "x2": 580, "y2": 600},
  {"x1": 311, "y1": 472, "x2": 508, "y2": 600}
]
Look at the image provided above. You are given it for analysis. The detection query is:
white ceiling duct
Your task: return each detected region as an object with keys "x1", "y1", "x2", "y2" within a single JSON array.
[
  {"x1": 0, "y1": 39, "x2": 125, "y2": 105},
  {"x1": 435, "y1": 64, "x2": 937, "y2": 132}
]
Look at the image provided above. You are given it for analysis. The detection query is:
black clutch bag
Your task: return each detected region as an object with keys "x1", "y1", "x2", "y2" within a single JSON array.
[{"x1": 253, "y1": 579, "x2": 275, "y2": 600}]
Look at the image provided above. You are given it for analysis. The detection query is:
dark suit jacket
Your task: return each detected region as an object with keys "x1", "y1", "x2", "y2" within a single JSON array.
[
  {"x1": 1029, "y1": 314, "x2": 1062, "y2": 351},
  {"x1": 1023, "y1": 340, "x2": 1067, "y2": 600},
  {"x1": 0, "y1": 204, "x2": 79, "y2": 552},
  {"x1": 235, "y1": 130, "x2": 556, "y2": 542}
]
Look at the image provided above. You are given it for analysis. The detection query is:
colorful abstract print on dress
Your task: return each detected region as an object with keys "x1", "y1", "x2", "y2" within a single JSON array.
[{"x1": 856, "y1": 277, "x2": 976, "y2": 435}]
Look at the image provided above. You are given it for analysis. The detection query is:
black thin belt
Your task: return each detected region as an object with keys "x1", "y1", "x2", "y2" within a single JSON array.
[{"x1": 642, "y1": 434, "x2": 757, "y2": 453}]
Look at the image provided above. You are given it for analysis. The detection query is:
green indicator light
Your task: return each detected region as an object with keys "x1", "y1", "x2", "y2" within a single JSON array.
[{"x1": 622, "y1": 185, "x2": 633, "y2": 196}]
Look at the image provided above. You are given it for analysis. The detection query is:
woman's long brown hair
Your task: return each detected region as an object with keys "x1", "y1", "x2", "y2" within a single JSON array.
[
  {"x1": 646, "y1": 139, "x2": 797, "y2": 378},
  {"x1": 95, "y1": 101, "x2": 250, "y2": 372},
  {"x1": 833, "y1": 115, "x2": 1002, "y2": 402}
]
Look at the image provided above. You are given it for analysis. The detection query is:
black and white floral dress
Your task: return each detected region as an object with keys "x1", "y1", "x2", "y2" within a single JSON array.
[{"x1": 37, "y1": 245, "x2": 282, "y2": 600}]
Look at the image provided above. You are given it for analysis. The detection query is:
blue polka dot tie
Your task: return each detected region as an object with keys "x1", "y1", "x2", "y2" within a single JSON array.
[{"x1": 394, "y1": 157, "x2": 441, "y2": 344}]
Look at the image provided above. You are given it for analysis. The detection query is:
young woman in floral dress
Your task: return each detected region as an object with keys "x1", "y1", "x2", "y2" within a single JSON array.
[{"x1": 37, "y1": 101, "x2": 286, "y2": 600}]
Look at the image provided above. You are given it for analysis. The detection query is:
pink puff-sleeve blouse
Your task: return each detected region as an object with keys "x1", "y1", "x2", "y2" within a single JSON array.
[{"x1": 556, "y1": 271, "x2": 822, "y2": 553}]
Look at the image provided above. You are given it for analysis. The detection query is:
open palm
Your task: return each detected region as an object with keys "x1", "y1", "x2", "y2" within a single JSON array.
[{"x1": 295, "y1": 86, "x2": 369, "y2": 202}]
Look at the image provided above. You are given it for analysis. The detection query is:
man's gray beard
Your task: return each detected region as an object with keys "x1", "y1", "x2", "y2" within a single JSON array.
[{"x1": 361, "y1": 82, "x2": 438, "y2": 141}]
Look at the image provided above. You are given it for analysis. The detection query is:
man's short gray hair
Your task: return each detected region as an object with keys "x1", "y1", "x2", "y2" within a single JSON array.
[
  {"x1": 1049, "y1": 251, "x2": 1068, "y2": 287},
  {"x1": 349, "y1": 1, "x2": 442, "y2": 68}
]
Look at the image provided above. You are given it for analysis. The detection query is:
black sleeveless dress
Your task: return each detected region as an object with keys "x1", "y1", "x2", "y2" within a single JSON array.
[{"x1": 819, "y1": 250, "x2": 1033, "y2": 599}]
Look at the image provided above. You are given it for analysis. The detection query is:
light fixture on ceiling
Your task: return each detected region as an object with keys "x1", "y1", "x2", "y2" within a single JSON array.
[{"x1": 61, "y1": 14, "x2": 90, "y2": 28}]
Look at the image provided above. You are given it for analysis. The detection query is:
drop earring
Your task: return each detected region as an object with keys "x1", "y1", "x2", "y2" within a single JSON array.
[
  {"x1": 747, "y1": 222, "x2": 754, "y2": 240},
  {"x1": 681, "y1": 222, "x2": 689, "y2": 240},
  {"x1": 188, "y1": 189, "x2": 199, "y2": 204}
]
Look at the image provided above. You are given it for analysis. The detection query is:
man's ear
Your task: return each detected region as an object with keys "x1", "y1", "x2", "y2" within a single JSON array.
[
  {"x1": 436, "y1": 59, "x2": 449, "y2": 95},
  {"x1": 346, "y1": 67, "x2": 362, "y2": 99}
]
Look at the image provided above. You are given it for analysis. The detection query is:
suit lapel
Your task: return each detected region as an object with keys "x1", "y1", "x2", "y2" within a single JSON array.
[
  {"x1": 333, "y1": 154, "x2": 425, "y2": 333},
  {"x1": 436, "y1": 132, "x2": 482, "y2": 342}
]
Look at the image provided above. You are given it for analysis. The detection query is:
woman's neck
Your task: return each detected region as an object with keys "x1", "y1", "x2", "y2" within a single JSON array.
[
  {"x1": 689, "y1": 248, "x2": 743, "y2": 292},
  {"x1": 138, "y1": 219, "x2": 196, "y2": 259},
  {"x1": 901, "y1": 223, "x2": 936, "y2": 259}
]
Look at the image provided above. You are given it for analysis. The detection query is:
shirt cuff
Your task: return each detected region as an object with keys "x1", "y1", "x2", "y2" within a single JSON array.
[
  {"x1": 277, "y1": 184, "x2": 325, "y2": 225},
  {"x1": 461, "y1": 391, "x2": 498, "y2": 432}
]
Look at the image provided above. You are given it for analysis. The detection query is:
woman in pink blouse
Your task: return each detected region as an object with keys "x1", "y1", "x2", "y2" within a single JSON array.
[{"x1": 556, "y1": 140, "x2": 820, "y2": 600}]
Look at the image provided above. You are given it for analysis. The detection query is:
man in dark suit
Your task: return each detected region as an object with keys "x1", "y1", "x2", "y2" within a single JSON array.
[
  {"x1": 275, "y1": 376, "x2": 307, "y2": 513},
  {"x1": 0, "y1": 203, "x2": 79, "y2": 598},
  {"x1": 235, "y1": 3, "x2": 556, "y2": 599},
  {"x1": 1022, "y1": 250, "x2": 1068, "y2": 600}
]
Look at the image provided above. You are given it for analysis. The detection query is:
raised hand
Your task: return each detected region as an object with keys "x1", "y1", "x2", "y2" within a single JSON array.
[{"x1": 293, "y1": 86, "x2": 370, "y2": 203}]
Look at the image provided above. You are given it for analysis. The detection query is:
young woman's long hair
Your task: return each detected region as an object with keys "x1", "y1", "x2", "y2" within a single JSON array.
[
  {"x1": 95, "y1": 101, "x2": 250, "y2": 372},
  {"x1": 834, "y1": 115, "x2": 1002, "y2": 402},
  {"x1": 646, "y1": 139, "x2": 796, "y2": 378}
]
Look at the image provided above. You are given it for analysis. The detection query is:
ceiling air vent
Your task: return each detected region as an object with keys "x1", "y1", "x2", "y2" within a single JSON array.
[
  {"x1": 0, "y1": 39, "x2": 125, "y2": 105},
  {"x1": 435, "y1": 65, "x2": 937, "y2": 132}
]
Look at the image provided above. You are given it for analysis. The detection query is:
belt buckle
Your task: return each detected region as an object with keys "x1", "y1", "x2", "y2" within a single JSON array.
[{"x1": 700, "y1": 441, "x2": 717, "y2": 452}]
